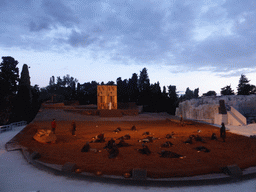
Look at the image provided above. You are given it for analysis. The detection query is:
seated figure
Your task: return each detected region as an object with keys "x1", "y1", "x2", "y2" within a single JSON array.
[
  {"x1": 211, "y1": 133, "x2": 218, "y2": 140},
  {"x1": 131, "y1": 125, "x2": 137, "y2": 131},
  {"x1": 104, "y1": 138, "x2": 115, "y2": 149},
  {"x1": 184, "y1": 135, "x2": 193, "y2": 144},
  {"x1": 113, "y1": 127, "x2": 121, "y2": 133},
  {"x1": 81, "y1": 142, "x2": 90, "y2": 152},
  {"x1": 118, "y1": 134, "x2": 131, "y2": 140},
  {"x1": 166, "y1": 132, "x2": 175, "y2": 139},
  {"x1": 195, "y1": 146, "x2": 210, "y2": 153},
  {"x1": 108, "y1": 143, "x2": 119, "y2": 158},
  {"x1": 81, "y1": 142, "x2": 98, "y2": 152},
  {"x1": 161, "y1": 141, "x2": 173, "y2": 148},
  {"x1": 138, "y1": 136, "x2": 159, "y2": 143},
  {"x1": 142, "y1": 131, "x2": 152, "y2": 136},
  {"x1": 194, "y1": 135, "x2": 205, "y2": 143},
  {"x1": 91, "y1": 133, "x2": 105, "y2": 143},
  {"x1": 138, "y1": 144, "x2": 151, "y2": 155},
  {"x1": 116, "y1": 138, "x2": 131, "y2": 147}
]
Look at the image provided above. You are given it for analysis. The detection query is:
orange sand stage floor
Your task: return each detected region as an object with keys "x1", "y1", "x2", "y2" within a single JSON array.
[{"x1": 15, "y1": 117, "x2": 256, "y2": 179}]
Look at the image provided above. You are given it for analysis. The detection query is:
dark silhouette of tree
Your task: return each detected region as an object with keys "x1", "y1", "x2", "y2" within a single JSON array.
[
  {"x1": 0, "y1": 57, "x2": 19, "y2": 124},
  {"x1": 203, "y1": 90, "x2": 216, "y2": 96},
  {"x1": 0, "y1": 57, "x2": 19, "y2": 96},
  {"x1": 179, "y1": 87, "x2": 199, "y2": 101},
  {"x1": 138, "y1": 67, "x2": 150, "y2": 105},
  {"x1": 159, "y1": 86, "x2": 169, "y2": 112},
  {"x1": 162, "y1": 86, "x2": 167, "y2": 98},
  {"x1": 185, "y1": 88, "x2": 194, "y2": 100},
  {"x1": 221, "y1": 85, "x2": 234, "y2": 95},
  {"x1": 13, "y1": 64, "x2": 32, "y2": 122},
  {"x1": 56, "y1": 74, "x2": 78, "y2": 88},
  {"x1": 194, "y1": 88, "x2": 199, "y2": 98},
  {"x1": 30, "y1": 84, "x2": 41, "y2": 121},
  {"x1": 78, "y1": 81, "x2": 98, "y2": 104},
  {"x1": 49, "y1": 76, "x2": 55, "y2": 86},
  {"x1": 54, "y1": 74, "x2": 78, "y2": 101},
  {"x1": 116, "y1": 77, "x2": 123, "y2": 102},
  {"x1": 40, "y1": 74, "x2": 79, "y2": 103},
  {"x1": 237, "y1": 74, "x2": 255, "y2": 95},
  {"x1": 117, "y1": 77, "x2": 129, "y2": 102},
  {"x1": 138, "y1": 68, "x2": 150, "y2": 93},
  {"x1": 127, "y1": 73, "x2": 139, "y2": 103},
  {"x1": 106, "y1": 81, "x2": 115, "y2": 85},
  {"x1": 146, "y1": 82, "x2": 162, "y2": 112},
  {"x1": 167, "y1": 85, "x2": 178, "y2": 115}
]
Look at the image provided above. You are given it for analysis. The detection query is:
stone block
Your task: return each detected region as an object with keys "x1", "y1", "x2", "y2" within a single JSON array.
[
  {"x1": 30, "y1": 151, "x2": 41, "y2": 160},
  {"x1": 221, "y1": 164, "x2": 242, "y2": 177},
  {"x1": 132, "y1": 168, "x2": 147, "y2": 180},
  {"x1": 61, "y1": 162, "x2": 77, "y2": 173}
]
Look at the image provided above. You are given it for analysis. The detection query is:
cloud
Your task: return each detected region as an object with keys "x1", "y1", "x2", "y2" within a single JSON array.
[
  {"x1": 42, "y1": 0, "x2": 79, "y2": 27},
  {"x1": 0, "y1": 0, "x2": 256, "y2": 77},
  {"x1": 222, "y1": 0, "x2": 256, "y2": 18},
  {"x1": 67, "y1": 30, "x2": 98, "y2": 47},
  {"x1": 29, "y1": 17, "x2": 51, "y2": 32}
]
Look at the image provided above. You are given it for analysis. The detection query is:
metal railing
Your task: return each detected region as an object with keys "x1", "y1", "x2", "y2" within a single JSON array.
[{"x1": 0, "y1": 121, "x2": 27, "y2": 133}]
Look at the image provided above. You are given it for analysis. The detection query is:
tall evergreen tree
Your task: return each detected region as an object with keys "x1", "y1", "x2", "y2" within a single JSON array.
[
  {"x1": 167, "y1": 85, "x2": 178, "y2": 115},
  {"x1": 0, "y1": 56, "x2": 19, "y2": 97},
  {"x1": 49, "y1": 76, "x2": 55, "y2": 86},
  {"x1": 116, "y1": 77, "x2": 129, "y2": 102},
  {"x1": 30, "y1": 84, "x2": 41, "y2": 122},
  {"x1": 15, "y1": 64, "x2": 32, "y2": 122},
  {"x1": 0, "y1": 56, "x2": 19, "y2": 124},
  {"x1": 148, "y1": 82, "x2": 162, "y2": 112},
  {"x1": 128, "y1": 73, "x2": 139, "y2": 103},
  {"x1": 138, "y1": 68, "x2": 150, "y2": 93},
  {"x1": 161, "y1": 86, "x2": 169, "y2": 112},
  {"x1": 138, "y1": 68, "x2": 150, "y2": 105},
  {"x1": 237, "y1": 74, "x2": 253, "y2": 95}
]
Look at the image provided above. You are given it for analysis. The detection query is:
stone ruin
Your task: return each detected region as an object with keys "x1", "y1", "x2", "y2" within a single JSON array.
[
  {"x1": 33, "y1": 129, "x2": 57, "y2": 144},
  {"x1": 97, "y1": 85, "x2": 117, "y2": 110},
  {"x1": 175, "y1": 95, "x2": 256, "y2": 125}
]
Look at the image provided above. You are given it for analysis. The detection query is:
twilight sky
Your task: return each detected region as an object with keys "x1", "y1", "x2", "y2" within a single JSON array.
[{"x1": 1, "y1": 0, "x2": 256, "y2": 95}]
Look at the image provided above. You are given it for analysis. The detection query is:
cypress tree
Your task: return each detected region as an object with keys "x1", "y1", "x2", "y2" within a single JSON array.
[
  {"x1": 128, "y1": 73, "x2": 139, "y2": 103},
  {"x1": 15, "y1": 64, "x2": 32, "y2": 122},
  {"x1": 237, "y1": 74, "x2": 252, "y2": 95},
  {"x1": 138, "y1": 68, "x2": 150, "y2": 105}
]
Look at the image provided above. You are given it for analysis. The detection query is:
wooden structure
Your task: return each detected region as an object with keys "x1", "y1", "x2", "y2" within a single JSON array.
[{"x1": 97, "y1": 85, "x2": 117, "y2": 110}]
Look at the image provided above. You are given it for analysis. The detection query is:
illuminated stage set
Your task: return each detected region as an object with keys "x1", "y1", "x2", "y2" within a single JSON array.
[{"x1": 7, "y1": 86, "x2": 256, "y2": 185}]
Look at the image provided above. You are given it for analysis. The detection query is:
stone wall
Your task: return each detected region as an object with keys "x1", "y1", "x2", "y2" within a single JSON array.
[{"x1": 176, "y1": 95, "x2": 256, "y2": 124}]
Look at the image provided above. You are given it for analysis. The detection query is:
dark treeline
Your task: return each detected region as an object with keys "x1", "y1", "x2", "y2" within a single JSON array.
[
  {"x1": 0, "y1": 57, "x2": 41, "y2": 125},
  {"x1": 41, "y1": 68, "x2": 181, "y2": 115},
  {"x1": 1, "y1": 56, "x2": 255, "y2": 125}
]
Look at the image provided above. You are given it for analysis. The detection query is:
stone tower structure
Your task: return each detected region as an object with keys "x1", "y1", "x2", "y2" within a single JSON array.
[{"x1": 97, "y1": 85, "x2": 117, "y2": 110}]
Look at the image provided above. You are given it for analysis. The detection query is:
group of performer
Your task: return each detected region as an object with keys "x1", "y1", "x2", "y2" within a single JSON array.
[{"x1": 50, "y1": 118, "x2": 227, "y2": 159}]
